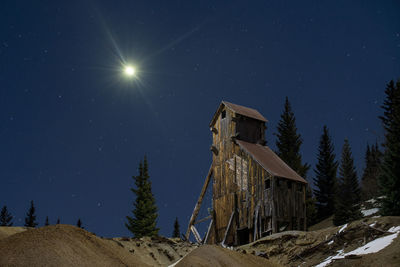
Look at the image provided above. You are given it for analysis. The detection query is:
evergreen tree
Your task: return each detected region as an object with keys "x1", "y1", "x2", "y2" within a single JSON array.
[
  {"x1": 305, "y1": 184, "x2": 317, "y2": 227},
  {"x1": 378, "y1": 79, "x2": 400, "y2": 216},
  {"x1": 77, "y1": 218, "x2": 83, "y2": 228},
  {"x1": 361, "y1": 143, "x2": 382, "y2": 200},
  {"x1": 275, "y1": 97, "x2": 310, "y2": 177},
  {"x1": 313, "y1": 126, "x2": 338, "y2": 221},
  {"x1": 0, "y1": 205, "x2": 13, "y2": 226},
  {"x1": 275, "y1": 97, "x2": 312, "y2": 225},
  {"x1": 45, "y1": 216, "x2": 49, "y2": 226},
  {"x1": 24, "y1": 200, "x2": 38, "y2": 227},
  {"x1": 56, "y1": 218, "x2": 60, "y2": 224},
  {"x1": 333, "y1": 139, "x2": 362, "y2": 226},
  {"x1": 125, "y1": 156, "x2": 159, "y2": 237},
  {"x1": 172, "y1": 217, "x2": 180, "y2": 238}
]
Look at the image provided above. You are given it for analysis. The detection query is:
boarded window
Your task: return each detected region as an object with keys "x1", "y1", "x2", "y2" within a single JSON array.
[{"x1": 226, "y1": 155, "x2": 248, "y2": 191}]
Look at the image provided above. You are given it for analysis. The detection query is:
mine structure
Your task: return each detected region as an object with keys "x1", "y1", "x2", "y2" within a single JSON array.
[{"x1": 186, "y1": 101, "x2": 307, "y2": 246}]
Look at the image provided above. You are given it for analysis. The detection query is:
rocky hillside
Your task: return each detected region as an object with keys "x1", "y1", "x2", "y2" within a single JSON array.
[{"x1": 236, "y1": 216, "x2": 400, "y2": 267}]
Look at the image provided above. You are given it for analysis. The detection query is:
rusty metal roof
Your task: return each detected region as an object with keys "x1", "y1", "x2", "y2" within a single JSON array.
[
  {"x1": 210, "y1": 101, "x2": 268, "y2": 127},
  {"x1": 236, "y1": 140, "x2": 307, "y2": 183}
]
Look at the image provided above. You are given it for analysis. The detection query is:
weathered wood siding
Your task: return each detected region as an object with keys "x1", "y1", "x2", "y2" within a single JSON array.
[{"x1": 210, "y1": 105, "x2": 306, "y2": 245}]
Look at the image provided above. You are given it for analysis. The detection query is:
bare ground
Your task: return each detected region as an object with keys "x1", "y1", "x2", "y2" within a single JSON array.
[
  {"x1": 237, "y1": 216, "x2": 400, "y2": 267},
  {"x1": 1, "y1": 216, "x2": 399, "y2": 266},
  {"x1": 175, "y1": 245, "x2": 282, "y2": 267},
  {"x1": 0, "y1": 224, "x2": 150, "y2": 267}
]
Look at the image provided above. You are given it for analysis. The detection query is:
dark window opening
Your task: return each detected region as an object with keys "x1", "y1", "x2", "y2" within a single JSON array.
[
  {"x1": 221, "y1": 110, "x2": 226, "y2": 119},
  {"x1": 265, "y1": 178, "x2": 270, "y2": 189},
  {"x1": 287, "y1": 181, "x2": 292, "y2": 189},
  {"x1": 236, "y1": 228, "x2": 249, "y2": 245},
  {"x1": 276, "y1": 179, "x2": 281, "y2": 187}
]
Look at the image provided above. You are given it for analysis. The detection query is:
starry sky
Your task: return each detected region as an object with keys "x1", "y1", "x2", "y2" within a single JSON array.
[{"x1": 1, "y1": 1, "x2": 399, "y2": 238}]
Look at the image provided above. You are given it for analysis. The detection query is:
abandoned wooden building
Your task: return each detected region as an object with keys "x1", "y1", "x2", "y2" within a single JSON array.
[{"x1": 186, "y1": 101, "x2": 307, "y2": 246}]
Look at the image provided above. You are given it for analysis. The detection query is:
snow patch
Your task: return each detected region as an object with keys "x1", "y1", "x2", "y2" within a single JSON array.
[
  {"x1": 315, "y1": 226, "x2": 400, "y2": 267},
  {"x1": 327, "y1": 240, "x2": 334, "y2": 245},
  {"x1": 388, "y1": 226, "x2": 400, "y2": 233},
  {"x1": 361, "y1": 208, "x2": 379, "y2": 217}
]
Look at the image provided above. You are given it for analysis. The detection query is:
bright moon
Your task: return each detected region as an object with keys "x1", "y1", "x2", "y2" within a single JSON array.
[{"x1": 124, "y1": 65, "x2": 136, "y2": 76}]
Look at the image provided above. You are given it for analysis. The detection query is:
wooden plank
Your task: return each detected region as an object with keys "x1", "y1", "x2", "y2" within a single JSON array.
[
  {"x1": 253, "y1": 201, "x2": 261, "y2": 242},
  {"x1": 185, "y1": 165, "x2": 213, "y2": 240},
  {"x1": 191, "y1": 225, "x2": 202, "y2": 243},
  {"x1": 194, "y1": 215, "x2": 212, "y2": 225}
]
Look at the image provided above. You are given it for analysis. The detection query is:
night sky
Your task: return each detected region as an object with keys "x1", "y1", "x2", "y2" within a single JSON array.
[{"x1": 1, "y1": 1, "x2": 399, "y2": 238}]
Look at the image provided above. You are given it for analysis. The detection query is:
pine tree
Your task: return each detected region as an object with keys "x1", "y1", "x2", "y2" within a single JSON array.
[
  {"x1": 305, "y1": 184, "x2": 317, "y2": 227},
  {"x1": 45, "y1": 216, "x2": 49, "y2": 226},
  {"x1": 333, "y1": 139, "x2": 362, "y2": 226},
  {"x1": 24, "y1": 200, "x2": 38, "y2": 227},
  {"x1": 172, "y1": 217, "x2": 180, "y2": 238},
  {"x1": 125, "y1": 156, "x2": 159, "y2": 238},
  {"x1": 275, "y1": 97, "x2": 310, "y2": 177},
  {"x1": 275, "y1": 97, "x2": 312, "y2": 225},
  {"x1": 0, "y1": 205, "x2": 13, "y2": 226},
  {"x1": 77, "y1": 218, "x2": 83, "y2": 228},
  {"x1": 378, "y1": 80, "x2": 400, "y2": 216},
  {"x1": 313, "y1": 126, "x2": 338, "y2": 221},
  {"x1": 361, "y1": 143, "x2": 382, "y2": 200}
]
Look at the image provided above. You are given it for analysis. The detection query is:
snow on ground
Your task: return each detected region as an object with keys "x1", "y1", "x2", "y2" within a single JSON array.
[
  {"x1": 361, "y1": 208, "x2": 379, "y2": 217},
  {"x1": 314, "y1": 226, "x2": 400, "y2": 267},
  {"x1": 365, "y1": 198, "x2": 376, "y2": 204}
]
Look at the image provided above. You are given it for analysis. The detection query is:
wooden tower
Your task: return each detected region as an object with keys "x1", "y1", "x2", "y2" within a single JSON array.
[{"x1": 186, "y1": 101, "x2": 307, "y2": 246}]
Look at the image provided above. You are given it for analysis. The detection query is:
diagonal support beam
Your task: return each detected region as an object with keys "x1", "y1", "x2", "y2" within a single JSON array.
[
  {"x1": 194, "y1": 215, "x2": 212, "y2": 225},
  {"x1": 190, "y1": 225, "x2": 202, "y2": 243},
  {"x1": 221, "y1": 210, "x2": 235, "y2": 248},
  {"x1": 185, "y1": 165, "x2": 213, "y2": 240}
]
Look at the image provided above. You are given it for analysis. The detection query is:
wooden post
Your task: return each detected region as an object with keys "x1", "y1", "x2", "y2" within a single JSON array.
[{"x1": 185, "y1": 165, "x2": 213, "y2": 240}]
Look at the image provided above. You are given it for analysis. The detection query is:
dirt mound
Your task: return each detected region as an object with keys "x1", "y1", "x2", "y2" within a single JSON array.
[
  {"x1": 0, "y1": 226, "x2": 28, "y2": 240},
  {"x1": 112, "y1": 236, "x2": 197, "y2": 266},
  {"x1": 175, "y1": 245, "x2": 282, "y2": 267},
  {"x1": 0, "y1": 224, "x2": 149, "y2": 267}
]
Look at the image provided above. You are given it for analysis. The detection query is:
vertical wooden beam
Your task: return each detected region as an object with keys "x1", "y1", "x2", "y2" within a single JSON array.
[{"x1": 185, "y1": 165, "x2": 213, "y2": 240}]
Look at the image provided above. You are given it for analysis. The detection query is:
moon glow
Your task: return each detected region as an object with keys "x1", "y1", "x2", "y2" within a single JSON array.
[{"x1": 124, "y1": 65, "x2": 136, "y2": 76}]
